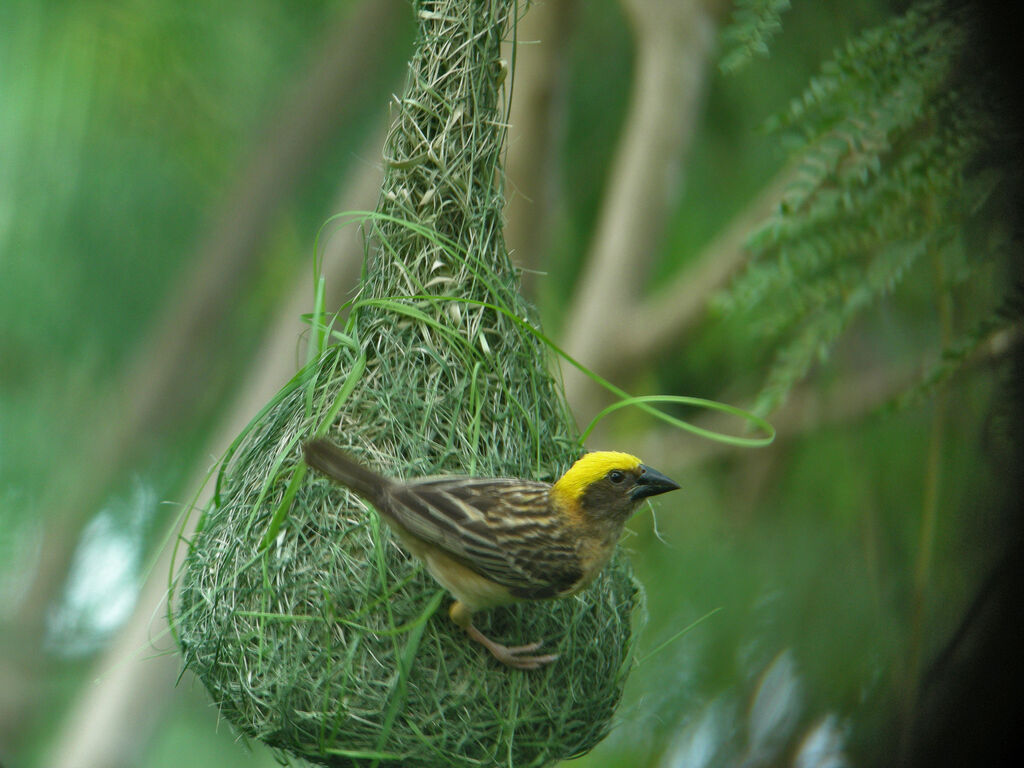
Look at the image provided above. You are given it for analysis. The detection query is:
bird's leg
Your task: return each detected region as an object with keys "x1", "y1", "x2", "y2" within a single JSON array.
[{"x1": 448, "y1": 601, "x2": 559, "y2": 670}]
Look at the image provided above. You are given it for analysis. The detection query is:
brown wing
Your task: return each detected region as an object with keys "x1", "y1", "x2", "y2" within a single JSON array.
[{"x1": 381, "y1": 477, "x2": 583, "y2": 599}]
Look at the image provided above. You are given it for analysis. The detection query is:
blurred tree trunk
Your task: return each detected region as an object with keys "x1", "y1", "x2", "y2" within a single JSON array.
[
  {"x1": 2, "y1": 0, "x2": 405, "y2": 759},
  {"x1": 44, "y1": 134, "x2": 383, "y2": 768},
  {"x1": 503, "y1": 0, "x2": 575, "y2": 296},
  {"x1": 561, "y1": 0, "x2": 729, "y2": 425}
]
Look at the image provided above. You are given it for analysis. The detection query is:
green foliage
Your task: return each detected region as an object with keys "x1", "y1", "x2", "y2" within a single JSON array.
[
  {"x1": 720, "y1": 0, "x2": 792, "y2": 73},
  {"x1": 7, "y1": 0, "x2": 1013, "y2": 766},
  {"x1": 718, "y1": 0, "x2": 1010, "y2": 415},
  {"x1": 899, "y1": 274, "x2": 1024, "y2": 408}
]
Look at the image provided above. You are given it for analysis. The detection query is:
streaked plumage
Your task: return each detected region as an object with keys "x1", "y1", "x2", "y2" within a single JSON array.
[{"x1": 303, "y1": 439, "x2": 679, "y2": 669}]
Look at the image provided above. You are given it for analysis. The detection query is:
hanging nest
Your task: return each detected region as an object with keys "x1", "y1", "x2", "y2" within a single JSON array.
[{"x1": 173, "y1": 1, "x2": 643, "y2": 766}]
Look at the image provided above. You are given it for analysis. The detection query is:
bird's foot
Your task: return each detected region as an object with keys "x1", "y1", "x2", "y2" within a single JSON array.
[{"x1": 466, "y1": 625, "x2": 559, "y2": 670}]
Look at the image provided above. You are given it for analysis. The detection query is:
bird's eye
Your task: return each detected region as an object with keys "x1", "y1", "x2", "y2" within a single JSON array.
[{"x1": 608, "y1": 470, "x2": 625, "y2": 484}]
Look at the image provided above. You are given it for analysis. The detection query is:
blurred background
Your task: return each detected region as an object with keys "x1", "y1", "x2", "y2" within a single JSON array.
[{"x1": 2, "y1": 1, "x2": 1021, "y2": 766}]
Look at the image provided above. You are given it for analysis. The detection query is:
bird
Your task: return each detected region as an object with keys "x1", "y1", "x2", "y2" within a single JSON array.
[{"x1": 303, "y1": 439, "x2": 680, "y2": 669}]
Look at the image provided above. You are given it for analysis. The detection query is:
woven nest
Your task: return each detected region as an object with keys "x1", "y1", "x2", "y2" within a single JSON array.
[{"x1": 173, "y1": 1, "x2": 643, "y2": 766}]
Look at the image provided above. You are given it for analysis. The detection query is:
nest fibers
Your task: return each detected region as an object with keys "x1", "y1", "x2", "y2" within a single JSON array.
[{"x1": 173, "y1": 1, "x2": 643, "y2": 766}]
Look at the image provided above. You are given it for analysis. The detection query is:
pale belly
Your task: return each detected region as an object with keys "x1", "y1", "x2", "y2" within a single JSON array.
[
  {"x1": 422, "y1": 550, "x2": 514, "y2": 610},
  {"x1": 393, "y1": 525, "x2": 514, "y2": 610}
]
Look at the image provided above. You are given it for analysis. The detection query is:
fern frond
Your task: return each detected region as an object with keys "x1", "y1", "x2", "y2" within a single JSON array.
[
  {"x1": 718, "y1": 0, "x2": 1002, "y2": 415},
  {"x1": 898, "y1": 281, "x2": 1024, "y2": 409},
  {"x1": 720, "y1": 0, "x2": 792, "y2": 73}
]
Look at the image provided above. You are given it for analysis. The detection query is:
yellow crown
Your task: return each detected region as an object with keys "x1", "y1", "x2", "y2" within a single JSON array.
[{"x1": 552, "y1": 451, "x2": 642, "y2": 502}]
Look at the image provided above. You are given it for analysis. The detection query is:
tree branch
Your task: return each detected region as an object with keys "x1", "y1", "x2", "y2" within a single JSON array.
[
  {"x1": 638, "y1": 362, "x2": 922, "y2": 469},
  {"x1": 503, "y1": 0, "x2": 575, "y2": 294},
  {"x1": 607, "y1": 166, "x2": 795, "y2": 377},
  {"x1": 43, "y1": 137, "x2": 382, "y2": 768},
  {"x1": 561, "y1": 0, "x2": 726, "y2": 422},
  {"x1": 2, "y1": 0, "x2": 404, "y2": 755}
]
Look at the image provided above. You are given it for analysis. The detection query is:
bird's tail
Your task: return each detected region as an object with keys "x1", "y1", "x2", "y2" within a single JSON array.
[{"x1": 303, "y1": 439, "x2": 391, "y2": 503}]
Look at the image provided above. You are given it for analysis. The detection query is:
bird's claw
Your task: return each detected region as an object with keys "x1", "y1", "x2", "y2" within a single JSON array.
[
  {"x1": 466, "y1": 625, "x2": 559, "y2": 670},
  {"x1": 492, "y1": 644, "x2": 560, "y2": 670}
]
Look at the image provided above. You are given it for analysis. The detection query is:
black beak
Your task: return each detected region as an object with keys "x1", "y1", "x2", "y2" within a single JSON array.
[{"x1": 631, "y1": 464, "x2": 681, "y2": 502}]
